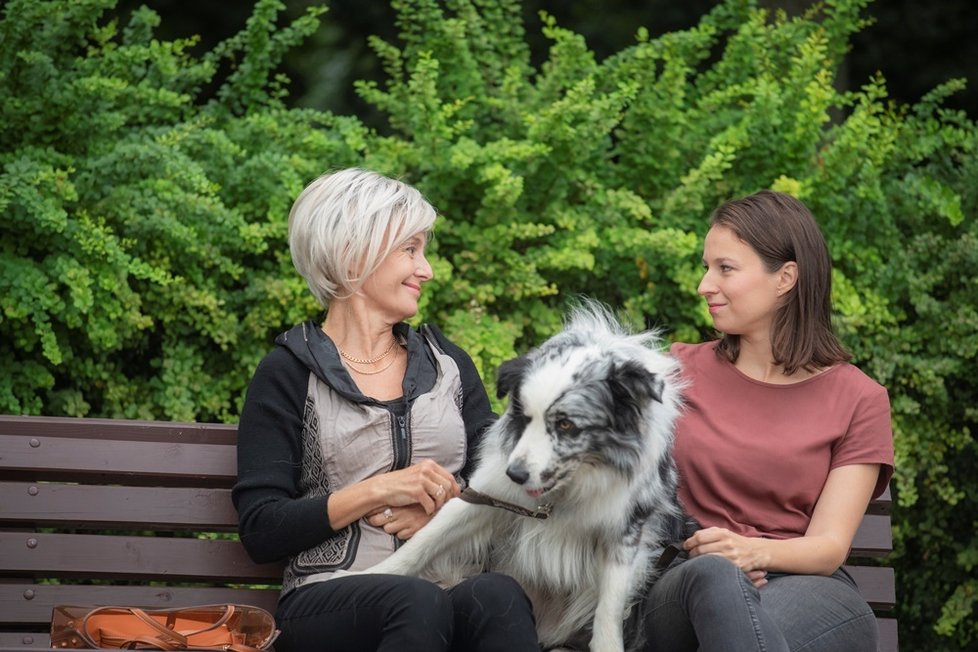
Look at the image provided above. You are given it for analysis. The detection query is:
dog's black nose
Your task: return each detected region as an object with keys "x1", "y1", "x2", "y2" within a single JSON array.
[{"x1": 506, "y1": 464, "x2": 530, "y2": 485}]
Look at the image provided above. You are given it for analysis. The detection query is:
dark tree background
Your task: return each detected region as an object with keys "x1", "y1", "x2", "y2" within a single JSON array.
[{"x1": 109, "y1": 0, "x2": 978, "y2": 125}]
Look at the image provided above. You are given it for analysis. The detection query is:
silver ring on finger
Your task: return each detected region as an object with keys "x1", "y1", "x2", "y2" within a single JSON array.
[
  {"x1": 383, "y1": 507, "x2": 394, "y2": 522},
  {"x1": 435, "y1": 484, "x2": 445, "y2": 498}
]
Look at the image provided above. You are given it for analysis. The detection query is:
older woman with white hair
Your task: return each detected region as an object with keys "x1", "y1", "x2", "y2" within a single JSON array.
[{"x1": 233, "y1": 168, "x2": 538, "y2": 651}]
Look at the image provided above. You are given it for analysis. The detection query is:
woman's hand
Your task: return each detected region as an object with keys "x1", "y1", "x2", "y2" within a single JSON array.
[
  {"x1": 365, "y1": 504, "x2": 433, "y2": 540},
  {"x1": 684, "y1": 527, "x2": 770, "y2": 587},
  {"x1": 744, "y1": 569, "x2": 768, "y2": 588},
  {"x1": 326, "y1": 459, "x2": 460, "y2": 531},
  {"x1": 369, "y1": 459, "x2": 460, "y2": 515}
]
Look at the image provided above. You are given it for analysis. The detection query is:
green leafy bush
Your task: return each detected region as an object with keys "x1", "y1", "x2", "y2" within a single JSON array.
[
  {"x1": 0, "y1": 0, "x2": 364, "y2": 420},
  {"x1": 1, "y1": 0, "x2": 975, "y2": 648}
]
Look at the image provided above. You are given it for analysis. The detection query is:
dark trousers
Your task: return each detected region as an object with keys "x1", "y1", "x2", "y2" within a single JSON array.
[
  {"x1": 274, "y1": 572, "x2": 539, "y2": 652},
  {"x1": 641, "y1": 555, "x2": 879, "y2": 651}
]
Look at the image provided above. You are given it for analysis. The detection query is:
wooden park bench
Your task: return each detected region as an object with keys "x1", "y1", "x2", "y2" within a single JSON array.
[
  {"x1": 0, "y1": 415, "x2": 281, "y2": 650},
  {"x1": 0, "y1": 414, "x2": 898, "y2": 650}
]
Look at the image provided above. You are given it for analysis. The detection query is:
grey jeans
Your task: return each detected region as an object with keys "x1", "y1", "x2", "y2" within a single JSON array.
[{"x1": 640, "y1": 554, "x2": 879, "y2": 652}]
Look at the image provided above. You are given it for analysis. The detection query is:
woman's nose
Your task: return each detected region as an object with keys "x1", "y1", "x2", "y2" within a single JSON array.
[
  {"x1": 416, "y1": 254, "x2": 433, "y2": 281},
  {"x1": 697, "y1": 270, "x2": 714, "y2": 296}
]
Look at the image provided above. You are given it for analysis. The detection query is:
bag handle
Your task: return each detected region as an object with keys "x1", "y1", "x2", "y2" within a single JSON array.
[
  {"x1": 163, "y1": 604, "x2": 235, "y2": 637},
  {"x1": 80, "y1": 606, "x2": 267, "y2": 651},
  {"x1": 82, "y1": 607, "x2": 188, "y2": 649},
  {"x1": 96, "y1": 630, "x2": 184, "y2": 650}
]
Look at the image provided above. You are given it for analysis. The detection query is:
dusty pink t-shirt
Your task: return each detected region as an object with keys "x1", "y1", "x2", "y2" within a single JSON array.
[{"x1": 671, "y1": 341, "x2": 894, "y2": 540}]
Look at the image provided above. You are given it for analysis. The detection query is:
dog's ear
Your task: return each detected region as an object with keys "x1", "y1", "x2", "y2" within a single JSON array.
[
  {"x1": 608, "y1": 359, "x2": 664, "y2": 406},
  {"x1": 496, "y1": 356, "x2": 531, "y2": 399}
]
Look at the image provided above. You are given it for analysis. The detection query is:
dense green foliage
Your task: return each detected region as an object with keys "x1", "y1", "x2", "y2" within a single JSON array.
[{"x1": 1, "y1": 0, "x2": 975, "y2": 648}]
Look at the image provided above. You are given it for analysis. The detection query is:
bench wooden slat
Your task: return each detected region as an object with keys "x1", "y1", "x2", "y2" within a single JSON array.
[
  {"x1": 0, "y1": 582, "x2": 280, "y2": 624},
  {"x1": 867, "y1": 485, "x2": 892, "y2": 515},
  {"x1": 878, "y1": 617, "x2": 899, "y2": 652},
  {"x1": 0, "y1": 614, "x2": 903, "y2": 652},
  {"x1": 0, "y1": 415, "x2": 236, "y2": 444},
  {"x1": 843, "y1": 564, "x2": 896, "y2": 611},
  {"x1": 0, "y1": 631, "x2": 50, "y2": 649},
  {"x1": 0, "y1": 436, "x2": 236, "y2": 484},
  {"x1": 0, "y1": 482, "x2": 237, "y2": 530},
  {"x1": 0, "y1": 599, "x2": 900, "y2": 652},
  {"x1": 850, "y1": 513, "x2": 893, "y2": 558},
  {"x1": 0, "y1": 532, "x2": 283, "y2": 582}
]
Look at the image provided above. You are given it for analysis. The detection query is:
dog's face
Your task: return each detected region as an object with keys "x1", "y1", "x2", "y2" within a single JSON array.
[{"x1": 495, "y1": 343, "x2": 665, "y2": 499}]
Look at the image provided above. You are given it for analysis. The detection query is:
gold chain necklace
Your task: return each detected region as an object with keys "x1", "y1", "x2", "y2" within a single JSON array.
[
  {"x1": 338, "y1": 336, "x2": 397, "y2": 365},
  {"x1": 344, "y1": 348, "x2": 401, "y2": 375}
]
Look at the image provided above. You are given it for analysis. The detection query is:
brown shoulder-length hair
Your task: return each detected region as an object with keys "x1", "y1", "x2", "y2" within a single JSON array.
[{"x1": 709, "y1": 189, "x2": 851, "y2": 374}]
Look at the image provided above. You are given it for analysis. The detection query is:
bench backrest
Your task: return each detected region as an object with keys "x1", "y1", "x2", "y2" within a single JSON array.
[
  {"x1": 0, "y1": 415, "x2": 282, "y2": 649},
  {"x1": 847, "y1": 483, "x2": 897, "y2": 651},
  {"x1": 0, "y1": 415, "x2": 895, "y2": 650}
]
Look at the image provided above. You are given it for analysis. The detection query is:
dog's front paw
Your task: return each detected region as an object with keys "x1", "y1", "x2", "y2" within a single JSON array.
[
  {"x1": 363, "y1": 558, "x2": 407, "y2": 575},
  {"x1": 588, "y1": 636, "x2": 624, "y2": 652},
  {"x1": 588, "y1": 645, "x2": 623, "y2": 652}
]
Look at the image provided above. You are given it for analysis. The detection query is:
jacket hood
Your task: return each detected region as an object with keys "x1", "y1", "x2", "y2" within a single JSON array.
[{"x1": 274, "y1": 320, "x2": 438, "y2": 404}]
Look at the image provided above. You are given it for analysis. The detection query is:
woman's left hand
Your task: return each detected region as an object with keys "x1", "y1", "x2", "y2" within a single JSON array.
[
  {"x1": 365, "y1": 504, "x2": 434, "y2": 540},
  {"x1": 684, "y1": 526, "x2": 770, "y2": 585}
]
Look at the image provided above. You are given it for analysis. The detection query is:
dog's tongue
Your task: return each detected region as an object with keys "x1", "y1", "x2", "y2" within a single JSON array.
[{"x1": 527, "y1": 488, "x2": 545, "y2": 498}]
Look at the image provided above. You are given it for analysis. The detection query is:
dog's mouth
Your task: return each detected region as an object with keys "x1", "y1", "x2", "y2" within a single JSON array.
[{"x1": 525, "y1": 482, "x2": 556, "y2": 499}]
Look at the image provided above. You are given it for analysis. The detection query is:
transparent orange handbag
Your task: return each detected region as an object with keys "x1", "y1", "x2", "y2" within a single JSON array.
[{"x1": 50, "y1": 603, "x2": 279, "y2": 650}]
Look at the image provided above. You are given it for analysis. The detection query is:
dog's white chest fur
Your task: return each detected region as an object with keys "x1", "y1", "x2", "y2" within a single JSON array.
[{"x1": 489, "y1": 507, "x2": 614, "y2": 642}]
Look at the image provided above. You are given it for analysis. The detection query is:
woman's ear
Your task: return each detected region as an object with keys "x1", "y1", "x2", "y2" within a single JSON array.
[{"x1": 777, "y1": 261, "x2": 798, "y2": 295}]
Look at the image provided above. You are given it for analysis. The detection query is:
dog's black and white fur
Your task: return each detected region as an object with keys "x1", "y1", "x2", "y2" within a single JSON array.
[{"x1": 366, "y1": 302, "x2": 692, "y2": 651}]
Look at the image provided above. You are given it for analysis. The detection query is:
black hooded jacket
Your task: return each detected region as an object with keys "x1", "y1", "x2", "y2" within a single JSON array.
[{"x1": 232, "y1": 320, "x2": 496, "y2": 565}]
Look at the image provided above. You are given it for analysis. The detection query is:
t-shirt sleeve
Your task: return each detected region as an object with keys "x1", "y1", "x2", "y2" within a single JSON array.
[{"x1": 831, "y1": 380, "x2": 894, "y2": 499}]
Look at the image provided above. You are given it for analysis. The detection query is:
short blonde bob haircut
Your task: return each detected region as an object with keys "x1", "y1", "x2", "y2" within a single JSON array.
[{"x1": 288, "y1": 168, "x2": 436, "y2": 307}]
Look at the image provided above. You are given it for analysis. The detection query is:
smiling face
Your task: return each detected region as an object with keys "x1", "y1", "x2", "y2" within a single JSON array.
[
  {"x1": 698, "y1": 225, "x2": 788, "y2": 342},
  {"x1": 358, "y1": 231, "x2": 432, "y2": 322}
]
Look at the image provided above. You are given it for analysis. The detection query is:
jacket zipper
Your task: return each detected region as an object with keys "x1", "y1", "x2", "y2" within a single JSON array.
[
  {"x1": 391, "y1": 411, "x2": 411, "y2": 549},
  {"x1": 394, "y1": 414, "x2": 409, "y2": 470}
]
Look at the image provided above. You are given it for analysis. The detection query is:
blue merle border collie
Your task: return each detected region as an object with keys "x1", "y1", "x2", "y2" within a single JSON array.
[{"x1": 366, "y1": 301, "x2": 693, "y2": 652}]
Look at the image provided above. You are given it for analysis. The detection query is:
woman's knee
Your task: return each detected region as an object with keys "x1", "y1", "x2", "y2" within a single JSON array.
[
  {"x1": 393, "y1": 575, "x2": 454, "y2": 616},
  {"x1": 387, "y1": 577, "x2": 456, "y2": 647},
  {"x1": 469, "y1": 572, "x2": 529, "y2": 601},
  {"x1": 681, "y1": 555, "x2": 755, "y2": 593},
  {"x1": 451, "y1": 572, "x2": 533, "y2": 615},
  {"x1": 763, "y1": 573, "x2": 879, "y2": 651},
  {"x1": 650, "y1": 554, "x2": 763, "y2": 623},
  {"x1": 273, "y1": 576, "x2": 454, "y2": 651},
  {"x1": 449, "y1": 573, "x2": 538, "y2": 652}
]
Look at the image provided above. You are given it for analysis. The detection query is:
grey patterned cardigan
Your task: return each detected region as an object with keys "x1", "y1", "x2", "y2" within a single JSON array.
[{"x1": 233, "y1": 320, "x2": 496, "y2": 596}]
